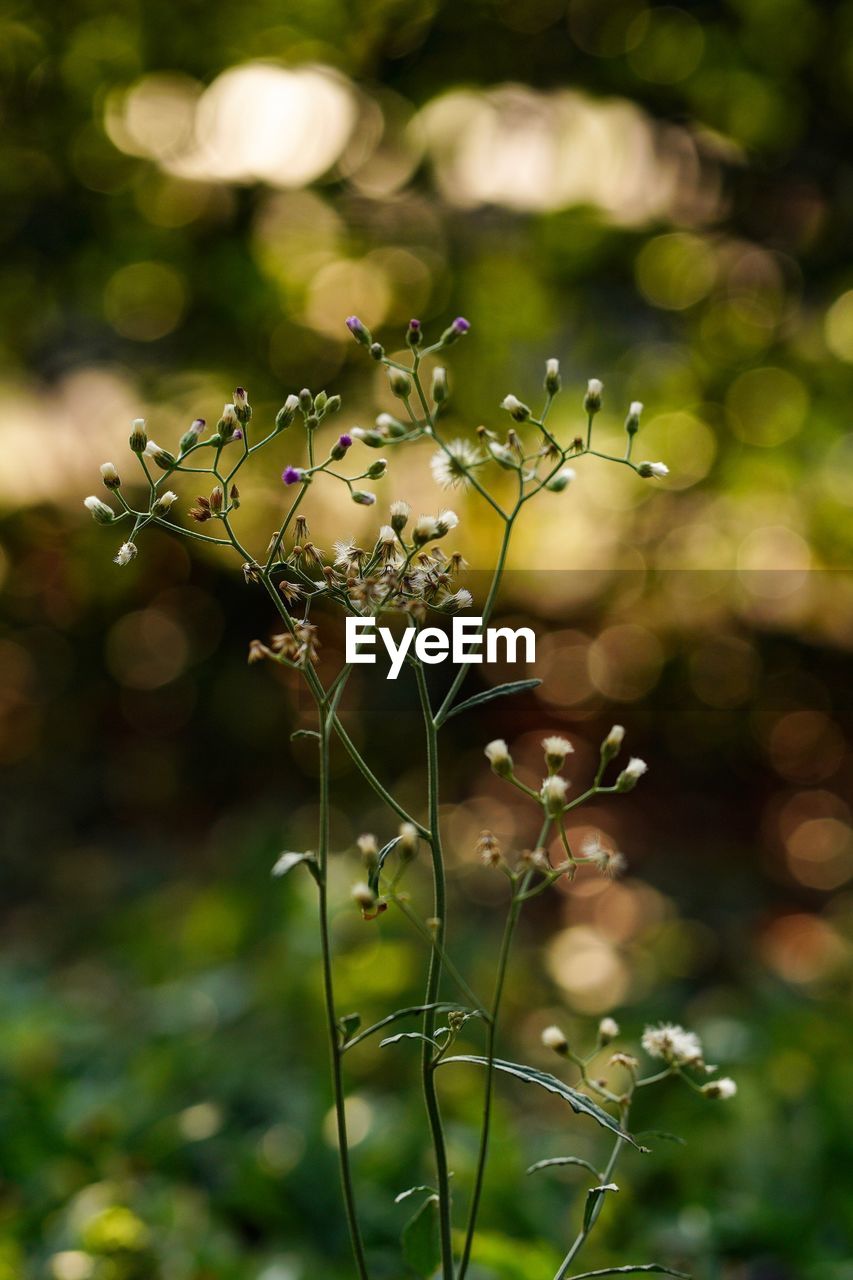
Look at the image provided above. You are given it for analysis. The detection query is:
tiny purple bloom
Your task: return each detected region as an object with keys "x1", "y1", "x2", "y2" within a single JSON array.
[
  {"x1": 282, "y1": 466, "x2": 303, "y2": 485},
  {"x1": 233, "y1": 428, "x2": 243, "y2": 441},
  {"x1": 190, "y1": 418, "x2": 205, "y2": 435},
  {"x1": 346, "y1": 316, "x2": 361, "y2": 332},
  {"x1": 452, "y1": 317, "x2": 470, "y2": 334},
  {"x1": 409, "y1": 318, "x2": 421, "y2": 330},
  {"x1": 345, "y1": 315, "x2": 371, "y2": 346},
  {"x1": 338, "y1": 434, "x2": 352, "y2": 449}
]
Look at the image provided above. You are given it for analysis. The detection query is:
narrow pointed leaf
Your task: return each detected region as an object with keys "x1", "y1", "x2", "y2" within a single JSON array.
[
  {"x1": 271, "y1": 851, "x2": 318, "y2": 882},
  {"x1": 583, "y1": 1183, "x2": 619, "y2": 1231},
  {"x1": 402, "y1": 1194, "x2": 440, "y2": 1277},
  {"x1": 341, "y1": 1002, "x2": 468, "y2": 1052},
  {"x1": 567, "y1": 1267, "x2": 689, "y2": 1279},
  {"x1": 338, "y1": 1012, "x2": 361, "y2": 1040},
  {"x1": 368, "y1": 835, "x2": 402, "y2": 894},
  {"x1": 290, "y1": 728, "x2": 321, "y2": 741},
  {"x1": 440, "y1": 1056, "x2": 641, "y2": 1148},
  {"x1": 395, "y1": 1184, "x2": 437, "y2": 1205},
  {"x1": 527, "y1": 1156, "x2": 602, "y2": 1177},
  {"x1": 444, "y1": 678, "x2": 542, "y2": 721},
  {"x1": 634, "y1": 1130, "x2": 686, "y2": 1146},
  {"x1": 380, "y1": 1031, "x2": 442, "y2": 1049}
]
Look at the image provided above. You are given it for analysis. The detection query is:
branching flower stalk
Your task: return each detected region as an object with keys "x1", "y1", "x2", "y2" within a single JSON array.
[{"x1": 85, "y1": 316, "x2": 735, "y2": 1280}]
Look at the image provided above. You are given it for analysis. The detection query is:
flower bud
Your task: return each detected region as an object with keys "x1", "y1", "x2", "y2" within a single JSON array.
[
  {"x1": 637, "y1": 461, "x2": 668, "y2": 478},
  {"x1": 540, "y1": 774, "x2": 568, "y2": 816},
  {"x1": 598, "y1": 1016, "x2": 620, "y2": 1045},
  {"x1": 500, "y1": 394, "x2": 530, "y2": 422},
  {"x1": 325, "y1": 394, "x2": 342, "y2": 415},
  {"x1": 432, "y1": 366, "x2": 449, "y2": 404},
  {"x1": 545, "y1": 468, "x2": 575, "y2": 492},
  {"x1": 346, "y1": 316, "x2": 371, "y2": 346},
  {"x1": 129, "y1": 419, "x2": 147, "y2": 453},
  {"x1": 179, "y1": 418, "x2": 206, "y2": 453},
  {"x1": 488, "y1": 441, "x2": 517, "y2": 470},
  {"x1": 389, "y1": 369, "x2": 412, "y2": 400},
  {"x1": 144, "y1": 441, "x2": 176, "y2": 471},
  {"x1": 152, "y1": 490, "x2": 178, "y2": 517},
  {"x1": 584, "y1": 378, "x2": 603, "y2": 416},
  {"x1": 600, "y1": 724, "x2": 625, "y2": 764},
  {"x1": 377, "y1": 412, "x2": 407, "y2": 438},
  {"x1": 544, "y1": 358, "x2": 561, "y2": 394},
  {"x1": 351, "y1": 490, "x2": 376, "y2": 506},
  {"x1": 351, "y1": 881, "x2": 377, "y2": 911},
  {"x1": 390, "y1": 500, "x2": 410, "y2": 533},
  {"x1": 330, "y1": 433, "x2": 353, "y2": 461},
  {"x1": 625, "y1": 401, "x2": 643, "y2": 436},
  {"x1": 100, "y1": 462, "x2": 121, "y2": 490},
  {"x1": 541, "y1": 1025, "x2": 569, "y2": 1055},
  {"x1": 398, "y1": 822, "x2": 419, "y2": 861},
  {"x1": 298, "y1": 388, "x2": 313, "y2": 413},
  {"x1": 357, "y1": 833, "x2": 379, "y2": 871},
  {"x1": 413, "y1": 515, "x2": 438, "y2": 545},
  {"x1": 406, "y1": 318, "x2": 422, "y2": 347},
  {"x1": 701, "y1": 1077, "x2": 737, "y2": 1100},
  {"x1": 352, "y1": 427, "x2": 385, "y2": 448},
  {"x1": 369, "y1": 342, "x2": 384, "y2": 360},
  {"x1": 616, "y1": 757, "x2": 647, "y2": 792},
  {"x1": 439, "y1": 316, "x2": 470, "y2": 347},
  {"x1": 434, "y1": 509, "x2": 458, "y2": 536},
  {"x1": 276, "y1": 395, "x2": 299, "y2": 431},
  {"x1": 366, "y1": 458, "x2": 387, "y2": 479},
  {"x1": 218, "y1": 403, "x2": 239, "y2": 441},
  {"x1": 233, "y1": 386, "x2": 252, "y2": 425},
  {"x1": 84, "y1": 495, "x2": 115, "y2": 524},
  {"x1": 542, "y1": 735, "x2": 573, "y2": 773},
  {"x1": 282, "y1": 466, "x2": 305, "y2": 486},
  {"x1": 484, "y1": 738, "x2": 513, "y2": 778},
  {"x1": 313, "y1": 391, "x2": 328, "y2": 415}
]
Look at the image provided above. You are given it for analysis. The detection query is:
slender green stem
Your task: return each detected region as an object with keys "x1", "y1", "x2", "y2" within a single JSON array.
[
  {"x1": 415, "y1": 658, "x2": 455, "y2": 1280},
  {"x1": 457, "y1": 817, "x2": 550, "y2": 1279},
  {"x1": 553, "y1": 1123, "x2": 627, "y2": 1280},
  {"x1": 316, "y1": 683, "x2": 371, "y2": 1280}
]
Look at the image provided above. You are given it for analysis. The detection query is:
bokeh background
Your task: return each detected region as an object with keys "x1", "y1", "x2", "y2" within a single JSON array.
[{"x1": 2, "y1": 2, "x2": 853, "y2": 1278}]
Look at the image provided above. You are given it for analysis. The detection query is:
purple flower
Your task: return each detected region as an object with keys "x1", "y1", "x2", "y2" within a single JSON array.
[
  {"x1": 409, "y1": 318, "x2": 421, "y2": 330},
  {"x1": 345, "y1": 315, "x2": 370, "y2": 346},
  {"x1": 452, "y1": 317, "x2": 470, "y2": 334},
  {"x1": 338, "y1": 433, "x2": 352, "y2": 449},
  {"x1": 282, "y1": 466, "x2": 304, "y2": 485},
  {"x1": 233, "y1": 428, "x2": 243, "y2": 441},
  {"x1": 189, "y1": 418, "x2": 205, "y2": 436}
]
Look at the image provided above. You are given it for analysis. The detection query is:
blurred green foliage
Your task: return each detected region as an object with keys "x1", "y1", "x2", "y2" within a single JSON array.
[{"x1": 2, "y1": 1, "x2": 853, "y2": 1277}]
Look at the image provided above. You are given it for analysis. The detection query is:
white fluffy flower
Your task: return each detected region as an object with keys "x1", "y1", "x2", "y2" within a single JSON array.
[
  {"x1": 484, "y1": 739, "x2": 512, "y2": 776},
  {"x1": 444, "y1": 588, "x2": 473, "y2": 611},
  {"x1": 435, "y1": 509, "x2": 459, "y2": 535},
  {"x1": 638, "y1": 461, "x2": 669, "y2": 478},
  {"x1": 581, "y1": 834, "x2": 626, "y2": 878},
  {"x1": 540, "y1": 774, "x2": 568, "y2": 815},
  {"x1": 113, "y1": 541, "x2": 137, "y2": 567},
  {"x1": 598, "y1": 1017, "x2": 620, "y2": 1043},
  {"x1": 641, "y1": 1023, "x2": 704, "y2": 1066},
  {"x1": 541, "y1": 1024, "x2": 568, "y2": 1054},
  {"x1": 430, "y1": 439, "x2": 479, "y2": 490}
]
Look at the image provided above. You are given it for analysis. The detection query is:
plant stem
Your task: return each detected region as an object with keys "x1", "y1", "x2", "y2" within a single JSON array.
[
  {"x1": 457, "y1": 817, "x2": 550, "y2": 1279},
  {"x1": 316, "y1": 688, "x2": 371, "y2": 1280},
  {"x1": 553, "y1": 1126, "x2": 627, "y2": 1280},
  {"x1": 415, "y1": 658, "x2": 455, "y2": 1280}
]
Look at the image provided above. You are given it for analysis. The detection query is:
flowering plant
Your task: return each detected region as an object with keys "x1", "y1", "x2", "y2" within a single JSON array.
[{"x1": 85, "y1": 315, "x2": 733, "y2": 1280}]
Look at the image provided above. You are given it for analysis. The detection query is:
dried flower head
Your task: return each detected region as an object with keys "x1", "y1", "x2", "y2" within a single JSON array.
[
  {"x1": 598, "y1": 1016, "x2": 620, "y2": 1044},
  {"x1": 431, "y1": 439, "x2": 479, "y2": 490},
  {"x1": 641, "y1": 1023, "x2": 704, "y2": 1067},
  {"x1": 476, "y1": 830, "x2": 502, "y2": 868},
  {"x1": 702, "y1": 1077, "x2": 737, "y2": 1100}
]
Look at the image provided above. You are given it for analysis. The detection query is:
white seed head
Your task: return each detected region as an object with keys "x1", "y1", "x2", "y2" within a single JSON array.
[
  {"x1": 100, "y1": 461, "x2": 120, "y2": 488},
  {"x1": 435, "y1": 509, "x2": 459, "y2": 536},
  {"x1": 113, "y1": 541, "x2": 137, "y2": 566},
  {"x1": 351, "y1": 881, "x2": 376, "y2": 910},
  {"x1": 638, "y1": 461, "x2": 669, "y2": 478},
  {"x1": 616, "y1": 756, "x2": 648, "y2": 792},
  {"x1": 543, "y1": 734, "x2": 573, "y2": 771},
  {"x1": 430, "y1": 439, "x2": 478, "y2": 490}
]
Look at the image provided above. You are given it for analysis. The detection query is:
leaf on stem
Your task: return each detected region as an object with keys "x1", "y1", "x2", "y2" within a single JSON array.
[
  {"x1": 402, "y1": 1194, "x2": 441, "y2": 1277},
  {"x1": 271, "y1": 850, "x2": 319, "y2": 883},
  {"x1": 368, "y1": 834, "x2": 402, "y2": 895},
  {"x1": 340, "y1": 1002, "x2": 470, "y2": 1052},
  {"x1": 566, "y1": 1267, "x2": 689, "y2": 1279},
  {"x1": 583, "y1": 1183, "x2": 619, "y2": 1231},
  {"x1": 439, "y1": 1057, "x2": 641, "y2": 1147},
  {"x1": 337, "y1": 1012, "x2": 361, "y2": 1041},
  {"x1": 443, "y1": 678, "x2": 542, "y2": 721},
  {"x1": 394, "y1": 1184, "x2": 437, "y2": 1205},
  {"x1": 290, "y1": 728, "x2": 321, "y2": 741},
  {"x1": 380, "y1": 1030, "x2": 444, "y2": 1049},
  {"x1": 527, "y1": 1156, "x2": 602, "y2": 1178}
]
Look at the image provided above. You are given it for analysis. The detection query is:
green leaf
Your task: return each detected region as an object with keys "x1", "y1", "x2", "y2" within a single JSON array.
[
  {"x1": 440, "y1": 1057, "x2": 641, "y2": 1148},
  {"x1": 402, "y1": 1194, "x2": 440, "y2": 1277},
  {"x1": 380, "y1": 1031, "x2": 442, "y2": 1049},
  {"x1": 395, "y1": 1185, "x2": 436, "y2": 1205},
  {"x1": 443, "y1": 678, "x2": 542, "y2": 722},
  {"x1": 527, "y1": 1156, "x2": 602, "y2": 1178},
  {"x1": 290, "y1": 728, "x2": 321, "y2": 741},
  {"x1": 634, "y1": 1130, "x2": 686, "y2": 1146},
  {"x1": 567, "y1": 1267, "x2": 689, "y2": 1279},
  {"x1": 583, "y1": 1183, "x2": 619, "y2": 1231},
  {"x1": 341, "y1": 1003, "x2": 469, "y2": 1052},
  {"x1": 337, "y1": 1012, "x2": 361, "y2": 1041},
  {"x1": 271, "y1": 851, "x2": 319, "y2": 883},
  {"x1": 368, "y1": 835, "x2": 402, "y2": 895}
]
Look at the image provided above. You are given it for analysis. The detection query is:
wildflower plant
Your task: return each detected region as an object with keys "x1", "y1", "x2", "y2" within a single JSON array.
[{"x1": 85, "y1": 315, "x2": 733, "y2": 1280}]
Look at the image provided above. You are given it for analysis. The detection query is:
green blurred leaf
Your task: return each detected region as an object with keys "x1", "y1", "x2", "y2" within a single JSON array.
[
  {"x1": 368, "y1": 835, "x2": 402, "y2": 895},
  {"x1": 527, "y1": 1155, "x2": 602, "y2": 1177},
  {"x1": 440, "y1": 1057, "x2": 640, "y2": 1147},
  {"x1": 443, "y1": 679, "x2": 542, "y2": 722},
  {"x1": 402, "y1": 1193, "x2": 440, "y2": 1277},
  {"x1": 583, "y1": 1182, "x2": 619, "y2": 1231},
  {"x1": 270, "y1": 851, "x2": 318, "y2": 882}
]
